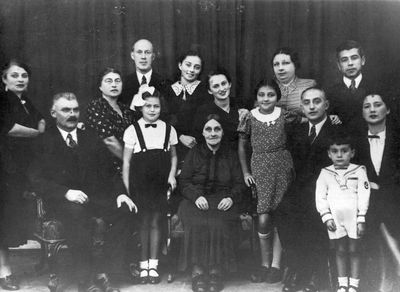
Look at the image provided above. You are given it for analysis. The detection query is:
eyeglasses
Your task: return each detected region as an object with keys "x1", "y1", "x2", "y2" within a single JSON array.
[{"x1": 103, "y1": 78, "x2": 122, "y2": 84}]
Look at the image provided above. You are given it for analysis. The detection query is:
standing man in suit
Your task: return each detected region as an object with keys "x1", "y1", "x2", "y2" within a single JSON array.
[
  {"x1": 278, "y1": 86, "x2": 339, "y2": 292},
  {"x1": 119, "y1": 39, "x2": 167, "y2": 109},
  {"x1": 356, "y1": 93, "x2": 400, "y2": 291},
  {"x1": 29, "y1": 92, "x2": 136, "y2": 292},
  {"x1": 327, "y1": 40, "x2": 375, "y2": 132}
]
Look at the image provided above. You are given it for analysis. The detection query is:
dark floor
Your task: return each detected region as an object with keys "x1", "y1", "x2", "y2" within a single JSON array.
[
  {"x1": 9, "y1": 240, "x2": 292, "y2": 292},
  {"x1": 10, "y1": 239, "x2": 393, "y2": 292}
]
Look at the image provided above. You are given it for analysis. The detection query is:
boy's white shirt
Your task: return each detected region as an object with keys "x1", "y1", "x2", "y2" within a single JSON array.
[{"x1": 315, "y1": 163, "x2": 370, "y2": 224}]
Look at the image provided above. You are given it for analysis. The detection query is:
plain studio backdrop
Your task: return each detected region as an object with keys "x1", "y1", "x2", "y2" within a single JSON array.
[{"x1": 0, "y1": 0, "x2": 399, "y2": 118}]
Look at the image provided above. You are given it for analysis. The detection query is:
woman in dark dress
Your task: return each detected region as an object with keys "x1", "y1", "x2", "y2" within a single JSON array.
[
  {"x1": 0, "y1": 60, "x2": 45, "y2": 290},
  {"x1": 192, "y1": 68, "x2": 243, "y2": 151},
  {"x1": 165, "y1": 50, "x2": 212, "y2": 164},
  {"x1": 85, "y1": 67, "x2": 135, "y2": 174},
  {"x1": 178, "y1": 114, "x2": 246, "y2": 292}
]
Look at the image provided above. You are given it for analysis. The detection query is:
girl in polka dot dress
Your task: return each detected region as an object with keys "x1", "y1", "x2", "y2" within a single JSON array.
[{"x1": 238, "y1": 79, "x2": 301, "y2": 283}]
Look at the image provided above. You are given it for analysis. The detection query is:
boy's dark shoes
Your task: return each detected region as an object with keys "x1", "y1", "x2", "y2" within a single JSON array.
[
  {"x1": 250, "y1": 266, "x2": 269, "y2": 283},
  {"x1": 209, "y1": 273, "x2": 223, "y2": 292},
  {"x1": 266, "y1": 267, "x2": 282, "y2": 283},
  {"x1": 0, "y1": 275, "x2": 19, "y2": 291},
  {"x1": 192, "y1": 274, "x2": 208, "y2": 292}
]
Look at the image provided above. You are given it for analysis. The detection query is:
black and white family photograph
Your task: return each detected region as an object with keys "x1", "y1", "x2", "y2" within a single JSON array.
[{"x1": 1, "y1": 0, "x2": 400, "y2": 291}]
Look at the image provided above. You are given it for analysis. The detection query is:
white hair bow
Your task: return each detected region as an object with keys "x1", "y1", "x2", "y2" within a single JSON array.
[{"x1": 130, "y1": 84, "x2": 156, "y2": 110}]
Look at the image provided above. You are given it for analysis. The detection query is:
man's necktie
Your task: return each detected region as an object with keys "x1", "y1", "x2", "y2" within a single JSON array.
[
  {"x1": 141, "y1": 75, "x2": 147, "y2": 85},
  {"x1": 145, "y1": 123, "x2": 157, "y2": 128},
  {"x1": 66, "y1": 133, "x2": 78, "y2": 148},
  {"x1": 309, "y1": 125, "x2": 316, "y2": 144},
  {"x1": 349, "y1": 79, "x2": 356, "y2": 93}
]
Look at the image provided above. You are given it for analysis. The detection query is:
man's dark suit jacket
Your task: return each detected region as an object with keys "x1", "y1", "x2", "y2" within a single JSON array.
[
  {"x1": 355, "y1": 125, "x2": 400, "y2": 235},
  {"x1": 118, "y1": 71, "x2": 168, "y2": 106},
  {"x1": 326, "y1": 76, "x2": 375, "y2": 131},
  {"x1": 278, "y1": 119, "x2": 339, "y2": 249},
  {"x1": 29, "y1": 125, "x2": 126, "y2": 204}
]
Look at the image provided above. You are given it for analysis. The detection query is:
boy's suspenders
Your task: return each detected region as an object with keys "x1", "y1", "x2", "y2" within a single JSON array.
[
  {"x1": 132, "y1": 122, "x2": 171, "y2": 152},
  {"x1": 163, "y1": 124, "x2": 171, "y2": 151}
]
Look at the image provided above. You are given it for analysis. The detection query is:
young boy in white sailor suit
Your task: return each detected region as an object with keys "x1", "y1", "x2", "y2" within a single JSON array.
[{"x1": 315, "y1": 132, "x2": 370, "y2": 292}]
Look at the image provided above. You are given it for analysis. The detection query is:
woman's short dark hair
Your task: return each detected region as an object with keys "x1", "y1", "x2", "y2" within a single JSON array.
[
  {"x1": 97, "y1": 67, "x2": 122, "y2": 88},
  {"x1": 254, "y1": 79, "x2": 282, "y2": 101},
  {"x1": 271, "y1": 47, "x2": 301, "y2": 70},
  {"x1": 1, "y1": 59, "x2": 31, "y2": 80},
  {"x1": 206, "y1": 67, "x2": 232, "y2": 90},
  {"x1": 363, "y1": 92, "x2": 391, "y2": 110},
  {"x1": 176, "y1": 49, "x2": 204, "y2": 79},
  {"x1": 178, "y1": 50, "x2": 203, "y2": 67}
]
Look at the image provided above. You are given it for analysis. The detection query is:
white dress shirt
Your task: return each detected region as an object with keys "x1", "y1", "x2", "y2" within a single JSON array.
[
  {"x1": 368, "y1": 129, "x2": 386, "y2": 175},
  {"x1": 57, "y1": 127, "x2": 78, "y2": 145},
  {"x1": 343, "y1": 73, "x2": 362, "y2": 89},
  {"x1": 308, "y1": 116, "x2": 328, "y2": 137},
  {"x1": 136, "y1": 69, "x2": 152, "y2": 85}
]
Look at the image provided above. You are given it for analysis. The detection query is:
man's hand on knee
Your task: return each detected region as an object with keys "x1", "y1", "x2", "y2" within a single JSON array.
[{"x1": 65, "y1": 189, "x2": 89, "y2": 204}]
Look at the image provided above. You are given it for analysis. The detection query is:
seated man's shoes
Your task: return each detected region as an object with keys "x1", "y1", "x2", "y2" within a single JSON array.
[
  {"x1": 282, "y1": 271, "x2": 300, "y2": 292},
  {"x1": 250, "y1": 266, "x2": 269, "y2": 283},
  {"x1": 78, "y1": 281, "x2": 102, "y2": 292},
  {"x1": 303, "y1": 273, "x2": 319, "y2": 292},
  {"x1": 93, "y1": 273, "x2": 120, "y2": 292},
  {"x1": 303, "y1": 283, "x2": 319, "y2": 292},
  {"x1": 266, "y1": 267, "x2": 282, "y2": 283},
  {"x1": 192, "y1": 274, "x2": 208, "y2": 292},
  {"x1": 0, "y1": 275, "x2": 19, "y2": 291},
  {"x1": 209, "y1": 273, "x2": 223, "y2": 292},
  {"x1": 129, "y1": 263, "x2": 141, "y2": 284}
]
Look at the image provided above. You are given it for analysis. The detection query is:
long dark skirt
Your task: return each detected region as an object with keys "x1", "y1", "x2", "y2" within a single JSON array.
[
  {"x1": 0, "y1": 172, "x2": 33, "y2": 247},
  {"x1": 178, "y1": 193, "x2": 239, "y2": 273}
]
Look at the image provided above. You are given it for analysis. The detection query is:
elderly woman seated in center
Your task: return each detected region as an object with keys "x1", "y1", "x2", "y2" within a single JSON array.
[{"x1": 178, "y1": 114, "x2": 246, "y2": 292}]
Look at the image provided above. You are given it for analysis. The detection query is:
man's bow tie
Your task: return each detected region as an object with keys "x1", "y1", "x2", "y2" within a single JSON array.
[
  {"x1": 368, "y1": 135, "x2": 379, "y2": 139},
  {"x1": 145, "y1": 123, "x2": 157, "y2": 128}
]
